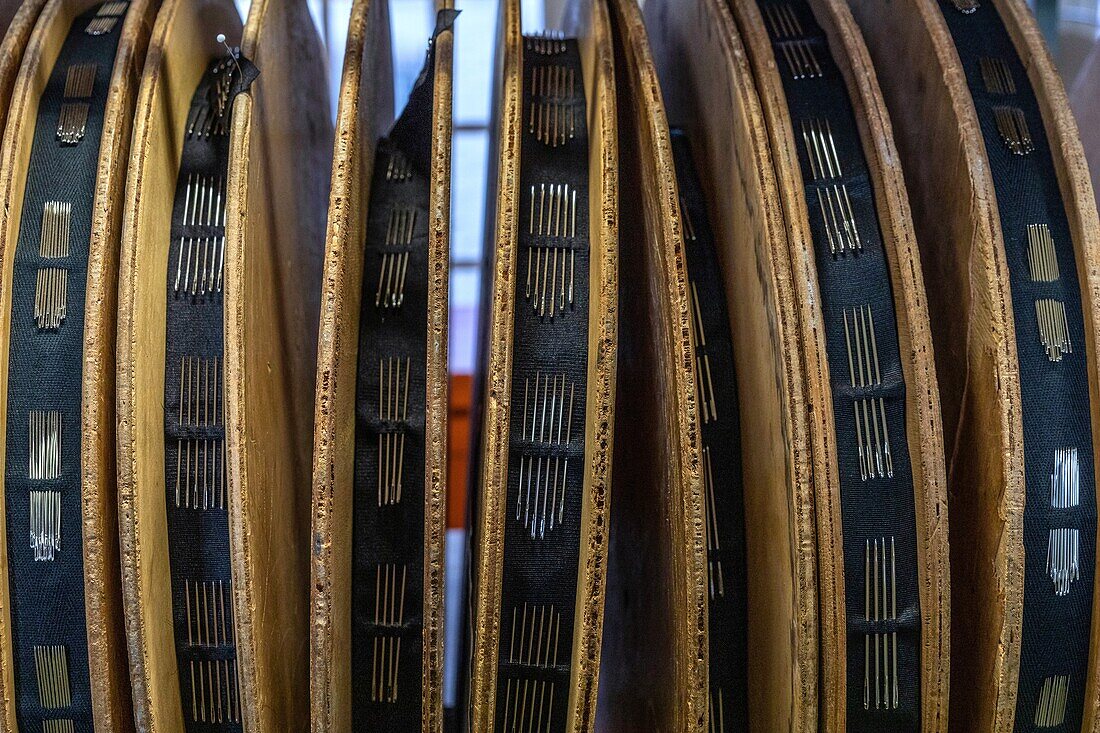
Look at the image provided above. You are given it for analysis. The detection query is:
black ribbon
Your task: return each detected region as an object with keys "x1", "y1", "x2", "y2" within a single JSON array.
[
  {"x1": 935, "y1": 3, "x2": 1097, "y2": 729},
  {"x1": 3, "y1": 4, "x2": 132, "y2": 730},
  {"x1": 670, "y1": 129, "x2": 750, "y2": 731},
  {"x1": 757, "y1": 1, "x2": 923, "y2": 728},
  {"x1": 350, "y1": 11, "x2": 454, "y2": 729},
  {"x1": 489, "y1": 35, "x2": 591, "y2": 733},
  {"x1": 164, "y1": 52, "x2": 255, "y2": 733}
]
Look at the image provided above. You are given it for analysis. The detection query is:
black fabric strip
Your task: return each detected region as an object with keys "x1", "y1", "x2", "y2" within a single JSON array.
[
  {"x1": 935, "y1": 4, "x2": 1097, "y2": 729},
  {"x1": 756, "y1": 1, "x2": 922, "y2": 728},
  {"x1": 163, "y1": 52, "x2": 257, "y2": 733},
  {"x1": 490, "y1": 36, "x2": 590, "y2": 732},
  {"x1": 4, "y1": 4, "x2": 130, "y2": 730},
  {"x1": 669, "y1": 130, "x2": 749, "y2": 731},
  {"x1": 351, "y1": 12, "x2": 454, "y2": 730}
]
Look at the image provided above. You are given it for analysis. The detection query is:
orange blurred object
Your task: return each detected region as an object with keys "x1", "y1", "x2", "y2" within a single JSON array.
[{"x1": 447, "y1": 375, "x2": 472, "y2": 528}]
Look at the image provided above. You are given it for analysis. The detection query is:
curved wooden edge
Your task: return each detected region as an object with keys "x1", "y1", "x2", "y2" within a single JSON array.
[
  {"x1": 307, "y1": 0, "x2": 392, "y2": 729},
  {"x1": 116, "y1": 0, "x2": 243, "y2": 731},
  {"x1": 641, "y1": 0, "x2": 819, "y2": 727},
  {"x1": 468, "y1": 0, "x2": 520, "y2": 728},
  {"x1": 422, "y1": 3, "x2": 453, "y2": 729},
  {"x1": 84, "y1": 1, "x2": 160, "y2": 730},
  {"x1": 226, "y1": 0, "x2": 333, "y2": 729},
  {"x1": 0, "y1": 0, "x2": 47, "y2": 135},
  {"x1": 991, "y1": 2, "x2": 1100, "y2": 730},
  {"x1": 731, "y1": 0, "x2": 956, "y2": 725},
  {"x1": 224, "y1": 90, "x2": 257, "y2": 732},
  {"x1": 564, "y1": 1, "x2": 617, "y2": 730},
  {"x1": 728, "y1": 0, "x2": 853, "y2": 722},
  {"x1": 845, "y1": 1, "x2": 1030, "y2": 729},
  {"x1": 0, "y1": 0, "x2": 71, "y2": 726},
  {"x1": 0, "y1": 0, "x2": 158, "y2": 730},
  {"x1": 803, "y1": 0, "x2": 952, "y2": 728},
  {"x1": 603, "y1": 0, "x2": 706, "y2": 730}
]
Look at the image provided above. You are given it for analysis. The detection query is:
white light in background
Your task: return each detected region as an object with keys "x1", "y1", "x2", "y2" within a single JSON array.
[{"x1": 231, "y1": 0, "x2": 573, "y2": 714}]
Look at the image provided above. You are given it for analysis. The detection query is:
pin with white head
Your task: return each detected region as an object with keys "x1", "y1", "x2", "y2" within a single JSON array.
[{"x1": 216, "y1": 33, "x2": 244, "y2": 79}]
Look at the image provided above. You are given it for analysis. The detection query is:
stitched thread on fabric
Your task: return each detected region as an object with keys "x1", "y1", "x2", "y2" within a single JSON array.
[
  {"x1": 935, "y1": 3, "x2": 1098, "y2": 730},
  {"x1": 4, "y1": 5, "x2": 130, "y2": 730},
  {"x1": 350, "y1": 11, "x2": 456, "y2": 729},
  {"x1": 757, "y1": 0, "x2": 923, "y2": 727}
]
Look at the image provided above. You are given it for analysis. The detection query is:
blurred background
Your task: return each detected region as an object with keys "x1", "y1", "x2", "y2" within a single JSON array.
[
  {"x1": 236, "y1": 0, "x2": 1100, "y2": 710},
  {"x1": 346, "y1": 0, "x2": 1100, "y2": 384}
]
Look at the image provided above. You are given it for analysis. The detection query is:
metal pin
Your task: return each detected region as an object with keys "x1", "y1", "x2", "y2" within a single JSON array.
[
  {"x1": 1034, "y1": 674, "x2": 1070, "y2": 727},
  {"x1": 703, "y1": 446, "x2": 724, "y2": 599},
  {"x1": 56, "y1": 103, "x2": 89, "y2": 145},
  {"x1": 524, "y1": 31, "x2": 566, "y2": 56},
  {"x1": 376, "y1": 357, "x2": 410, "y2": 505},
  {"x1": 993, "y1": 105, "x2": 1035, "y2": 155},
  {"x1": 764, "y1": 3, "x2": 803, "y2": 39},
  {"x1": 817, "y1": 184, "x2": 860, "y2": 256},
  {"x1": 63, "y1": 63, "x2": 97, "y2": 99},
  {"x1": 1051, "y1": 447, "x2": 1079, "y2": 508},
  {"x1": 33, "y1": 645, "x2": 71, "y2": 709},
  {"x1": 42, "y1": 720, "x2": 75, "y2": 733},
  {"x1": 1026, "y1": 223, "x2": 1059, "y2": 282},
  {"x1": 97, "y1": 1, "x2": 128, "y2": 16},
  {"x1": 29, "y1": 490, "x2": 61, "y2": 560},
  {"x1": 689, "y1": 281, "x2": 717, "y2": 423},
  {"x1": 864, "y1": 540, "x2": 870, "y2": 709},
  {"x1": 801, "y1": 118, "x2": 842, "y2": 180},
  {"x1": 508, "y1": 603, "x2": 559, "y2": 668},
  {"x1": 29, "y1": 410, "x2": 62, "y2": 480},
  {"x1": 980, "y1": 56, "x2": 1016, "y2": 95},
  {"x1": 1035, "y1": 298, "x2": 1072, "y2": 361},
  {"x1": 864, "y1": 535, "x2": 899, "y2": 709},
  {"x1": 386, "y1": 150, "x2": 412, "y2": 181},
  {"x1": 1047, "y1": 527, "x2": 1080, "y2": 596},
  {"x1": 39, "y1": 201, "x2": 72, "y2": 260},
  {"x1": 680, "y1": 196, "x2": 697, "y2": 241},
  {"x1": 85, "y1": 16, "x2": 119, "y2": 35},
  {"x1": 527, "y1": 183, "x2": 577, "y2": 317},
  {"x1": 779, "y1": 39, "x2": 823, "y2": 80},
  {"x1": 518, "y1": 373, "x2": 574, "y2": 537},
  {"x1": 371, "y1": 563, "x2": 406, "y2": 703}
]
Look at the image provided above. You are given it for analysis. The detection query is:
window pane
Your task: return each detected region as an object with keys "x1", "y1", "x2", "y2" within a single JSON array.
[
  {"x1": 451, "y1": 130, "x2": 489, "y2": 265},
  {"x1": 449, "y1": 266, "x2": 481, "y2": 374},
  {"x1": 390, "y1": 0, "x2": 436, "y2": 111},
  {"x1": 453, "y1": 0, "x2": 499, "y2": 126},
  {"x1": 520, "y1": 0, "x2": 545, "y2": 31}
]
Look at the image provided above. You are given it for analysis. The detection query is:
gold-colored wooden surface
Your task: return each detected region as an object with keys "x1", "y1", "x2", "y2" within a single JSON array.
[
  {"x1": 645, "y1": 0, "x2": 820, "y2": 727},
  {"x1": 83, "y1": 0, "x2": 160, "y2": 728},
  {"x1": 994, "y1": 2, "x2": 1100, "y2": 725},
  {"x1": 724, "y1": 0, "x2": 953, "y2": 726},
  {"x1": 467, "y1": 0, "x2": 521, "y2": 727},
  {"x1": 848, "y1": 5, "x2": 1022, "y2": 727},
  {"x1": 224, "y1": 0, "x2": 333, "y2": 729},
  {"x1": 116, "y1": 1, "x2": 243, "y2": 731},
  {"x1": 565, "y1": 0, "x2": 617, "y2": 729},
  {"x1": 847, "y1": 0, "x2": 1100, "y2": 729},
  {"x1": 308, "y1": 0, "x2": 392, "y2": 730},
  {"x1": 599, "y1": 0, "x2": 704, "y2": 730},
  {"x1": 726, "y1": 3, "x2": 845, "y2": 728},
  {"x1": 0, "y1": 0, "x2": 47, "y2": 135},
  {"x1": 802, "y1": 0, "x2": 952, "y2": 729},
  {"x1": 470, "y1": 1, "x2": 617, "y2": 730},
  {"x1": 0, "y1": 0, "x2": 159, "y2": 729},
  {"x1": 308, "y1": 0, "x2": 455, "y2": 729},
  {"x1": 421, "y1": 4, "x2": 453, "y2": 728}
]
